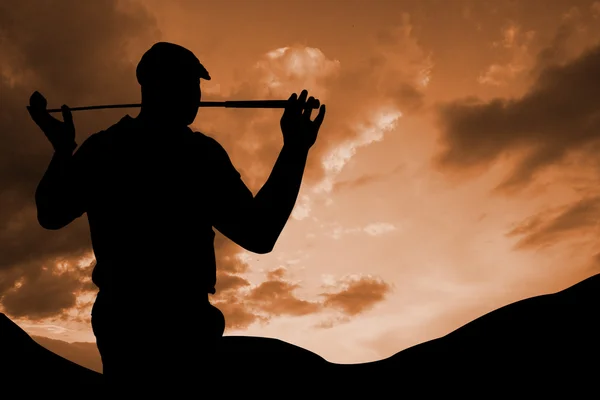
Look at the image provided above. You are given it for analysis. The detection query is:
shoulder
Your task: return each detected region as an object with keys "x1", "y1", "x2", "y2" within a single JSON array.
[
  {"x1": 191, "y1": 131, "x2": 240, "y2": 176},
  {"x1": 78, "y1": 115, "x2": 134, "y2": 151},
  {"x1": 191, "y1": 131, "x2": 231, "y2": 160}
]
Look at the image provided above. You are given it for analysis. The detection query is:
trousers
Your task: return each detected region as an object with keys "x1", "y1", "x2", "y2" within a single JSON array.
[{"x1": 91, "y1": 290, "x2": 225, "y2": 393}]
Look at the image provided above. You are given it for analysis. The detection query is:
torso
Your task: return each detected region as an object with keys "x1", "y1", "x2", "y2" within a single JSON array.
[{"x1": 87, "y1": 116, "x2": 219, "y2": 306}]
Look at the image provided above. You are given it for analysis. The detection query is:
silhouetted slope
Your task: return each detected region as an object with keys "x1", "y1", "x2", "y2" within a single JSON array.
[
  {"x1": 331, "y1": 273, "x2": 600, "y2": 393},
  {"x1": 1, "y1": 273, "x2": 598, "y2": 394},
  {"x1": 0, "y1": 313, "x2": 102, "y2": 390},
  {"x1": 32, "y1": 335, "x2": 103, "y2": 373}
]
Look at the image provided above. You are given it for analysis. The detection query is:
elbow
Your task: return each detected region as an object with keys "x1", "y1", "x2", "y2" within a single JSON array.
[
  {"x1": 35, "y1": 196, "x2": 61, "y2": 230},
  {"x1": 244, "y1": 239, "x2": 275, "y2": 254},
  {"x1": 38, "y1": 220, "x2": 63, "y2": 231},
  {"x1": 251, "y1": 243, "x2": 275, "y2": 255},
  {"x1": 245, "y1": 236, "x2": 276, "y2": 254},
  {"x1": 227, "y1": 233, "x2": 275, "y2": 254},
  {"x1": 37, "y1": 212, "x2": 65, "y2": 230},
  {"x1": 251, "y1": 229, "x2": 280, "y2": 254}
]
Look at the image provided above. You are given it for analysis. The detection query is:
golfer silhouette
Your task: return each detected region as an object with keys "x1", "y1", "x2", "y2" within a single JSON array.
[{"x1": 28, "y1": 42, "x2": 326, "y2": 392}]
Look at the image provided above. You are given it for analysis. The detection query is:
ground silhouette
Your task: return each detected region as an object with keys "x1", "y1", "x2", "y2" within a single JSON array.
[
  {"x1": 32, "y1": 335, "x2": 102, "y2": 372},
  {"x1": 2, "y1": 272, "x2": 598, "y2": 395}
]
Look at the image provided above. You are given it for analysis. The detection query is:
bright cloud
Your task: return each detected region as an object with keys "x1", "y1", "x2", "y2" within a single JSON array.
[
  {"x1": 255, "y1": 45, "x2": 340, "y2": 99},
  {"x1": 328, "y1": 222, "x2": 398, "y2": 239},
  {"x1": 363, "y1": 223, "x2": 397, "y2": 236},
  {"x1": 294, "y1": 108, "x2": 402, "y2": 220}
]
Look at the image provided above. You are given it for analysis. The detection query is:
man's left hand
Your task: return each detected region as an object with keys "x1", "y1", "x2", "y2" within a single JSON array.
[{"x1": 280, "y1": 89, "x2": 326, "y2": 152}]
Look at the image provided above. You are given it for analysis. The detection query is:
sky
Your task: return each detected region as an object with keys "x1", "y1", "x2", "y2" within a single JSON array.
[{"x1": 2, "y1": 0, "x2": 600, "y2": 367}]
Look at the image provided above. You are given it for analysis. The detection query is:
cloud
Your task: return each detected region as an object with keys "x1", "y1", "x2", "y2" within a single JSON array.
[
  {"x1": 257, "y1": 46, "x2": 341, "y2": 96},
  {"x1": 211, "y1": 266, "x2": 321, "y2": 330},
  {"x1": 313, "y1": 109, "x2": 402, "y2": 197},
  {"x1": 434, "y1": 35, "x2": 600, "y2": 193},
  {"x1": 319, "y1": 275, "x2": 392, "y2": 317},
  {"x1": 435, "y1": 18, "x2": 600, "y2": 257},
  {"x1": 245, "y1": 268, "x2": 321, "y2": 317},
  {"x1": 0, "y1": 205, "x2": 92, "y2": 272},
  {"x1": 1, "y1": 259, "x2": 96, "y2": 319},
  {"x1": 327, "y1": 222, "x2": 398, "y2": 239},
  {"x1": 212, "y1": 266, "x2": 392, "y2": 331},
  {"x1": 363, "y1": 223, "x2": 397, "y2": 236},
  {"x1": 506, "y1": 196, "x2": 600, "y2": 250}
]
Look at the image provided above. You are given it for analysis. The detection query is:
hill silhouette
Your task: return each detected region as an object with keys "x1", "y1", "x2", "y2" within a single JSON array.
[
  {"x1": 32, "y1": 335, "x2": 103, "y2": 373},
  {"x1": 0, "y1": 312, "x2": 103, "y2": 393},
  {"x1": 2, "y1": 273, "x2": 598, "y2": 394}
]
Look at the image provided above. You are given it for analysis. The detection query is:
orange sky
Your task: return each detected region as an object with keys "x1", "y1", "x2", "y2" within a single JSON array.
[{"x1": 2, "y1": 0, "x2": 600, "y2": 365}]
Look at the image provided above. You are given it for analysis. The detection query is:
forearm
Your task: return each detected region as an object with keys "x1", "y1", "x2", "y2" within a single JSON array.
[
  {"x1": 253, "y1": 144, "x2": 309, "y2": 243},
  {"x1": 35, "y1": 148, "x2": 77, "y2": 226}
]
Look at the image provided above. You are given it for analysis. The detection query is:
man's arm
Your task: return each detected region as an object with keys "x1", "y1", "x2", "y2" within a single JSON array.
[
  {"x1": 210, "y1": 140, "x2": 308, "y2": 254},
  {"x1": 251, "y1": 144, "x2": 309, "y2": 250},
  {"x1": 212, "y1": 90, "x2": 324, "y2": 254},
  {"x1": 36, "y1": 137, "x2": 93, "y2": 230}
]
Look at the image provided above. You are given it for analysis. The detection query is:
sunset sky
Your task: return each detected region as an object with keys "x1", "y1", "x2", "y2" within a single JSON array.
[{"x1": 2, "y1": 0, "x2": 600, "y2": 367}]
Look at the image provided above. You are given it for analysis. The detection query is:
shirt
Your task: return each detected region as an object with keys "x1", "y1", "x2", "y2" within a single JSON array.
[{"x1": 66, "y1": 115, "x2": 252, "y2": 313}]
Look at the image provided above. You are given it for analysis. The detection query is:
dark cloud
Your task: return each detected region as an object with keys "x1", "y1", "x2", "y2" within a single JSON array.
[
  {"x1": 211, "y1": 266, "x2": 321, "y2": 330},
  {"x1": 319, "y1": 276, "x2": 392, "y2": 317},
  {"x1": 434, "y1": 24, "x2": 600, "y2": 193},
  {"x1": 215, "y1": 272, "x2": 251, "y2": 294},
  {"x1": 0, "y1": 205, "x2": 91, "y2": 271},
  {"x1": 212, "y1": 266, "x2": 392, "y2": 331},
  {"x1": 0, "y1": 0, "x2": 160, "y2": 316},
  {"x1": 0, "y1": 0, "x2": 160, "y2": 104},
  {"x1": 212, "y1": 292, "x2": 266, "y2": 331},
  {"x1": 432, "y1": 14, "x2": 600, "y2": 255},
  {"x1": 506, "y1": 196, "x2": 600, "y2": 250},
  {"x1": 246, "y1": 267, "x2": 322, "y2": 317},
  {"x1": 1, "y1": 260, "x2": 96, "y2": 319}
]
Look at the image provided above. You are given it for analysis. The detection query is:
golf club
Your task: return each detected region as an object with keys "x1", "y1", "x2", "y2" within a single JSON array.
[{"x1": 46, "y1": 100, "x2": 319, "y2": 113}]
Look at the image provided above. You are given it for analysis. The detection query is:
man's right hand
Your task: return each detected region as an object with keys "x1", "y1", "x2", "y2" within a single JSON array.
[{"x1": 27, "y1": 91, "x2": 77, "y2": 153}]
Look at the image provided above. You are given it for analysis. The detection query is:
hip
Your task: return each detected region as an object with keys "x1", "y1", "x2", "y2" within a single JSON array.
[{"x1": 91, "y1": 291, "x2": 223, "y2": 335}]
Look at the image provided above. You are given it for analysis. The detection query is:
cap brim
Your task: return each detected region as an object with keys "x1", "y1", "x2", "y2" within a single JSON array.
[{"x1": 198, "y1": 64, "x2": 211, "y2": 80}]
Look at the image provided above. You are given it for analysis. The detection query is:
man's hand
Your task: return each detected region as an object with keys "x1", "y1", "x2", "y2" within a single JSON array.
[
  {"x1": 27, "y1": 91, "x2": 77, "y2": 153},
  {"x1": 280, "y1": 89, "x2": 326, "y2": 152}
]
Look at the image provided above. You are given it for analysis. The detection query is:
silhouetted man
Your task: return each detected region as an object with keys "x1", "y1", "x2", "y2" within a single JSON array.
[{"x1": 28, "y1": 42, "x2": 326, "y2": 392}]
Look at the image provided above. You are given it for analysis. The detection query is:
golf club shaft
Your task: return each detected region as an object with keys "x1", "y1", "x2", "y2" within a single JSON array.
[{"x1": 46, "y1": 100, "x2": 317, "y2": 113}]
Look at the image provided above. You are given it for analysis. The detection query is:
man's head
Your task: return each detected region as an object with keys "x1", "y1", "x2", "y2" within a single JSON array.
[{"x1": 136, "y1": 42, "x2": 211, "y2": 126}]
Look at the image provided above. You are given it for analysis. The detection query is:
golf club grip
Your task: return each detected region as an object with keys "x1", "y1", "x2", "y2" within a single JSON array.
[
  {"x1": 222, "y1": 100, "x2": 300, "y2": 108},
  {"x1": 45, "y1": 100, "x2": 319, "y2": 113}
]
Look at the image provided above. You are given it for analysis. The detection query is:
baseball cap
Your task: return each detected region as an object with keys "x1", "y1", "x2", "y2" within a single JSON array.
[{"x1": 136, "y1": 42, "x2": 211, "y2": 86}]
